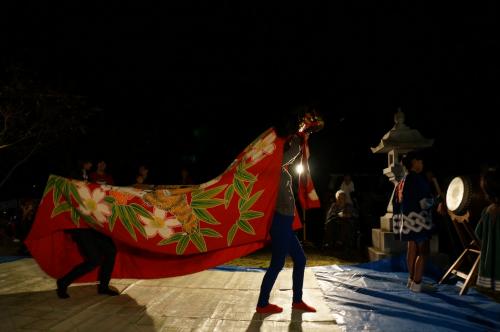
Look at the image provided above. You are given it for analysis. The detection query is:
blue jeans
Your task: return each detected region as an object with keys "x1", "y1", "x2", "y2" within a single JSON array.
[{"x1": 257, "y1": 212, "x2": 306, "y2": 307}]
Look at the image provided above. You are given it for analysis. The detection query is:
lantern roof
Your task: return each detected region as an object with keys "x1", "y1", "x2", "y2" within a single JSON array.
[{"x1": 371, "y1": 109, "x2": 434, "y2": 154}]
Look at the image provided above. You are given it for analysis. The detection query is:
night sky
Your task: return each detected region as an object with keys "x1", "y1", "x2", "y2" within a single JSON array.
[{"x1": 1, "y1": 1, "x2": 499, "y2": 199}]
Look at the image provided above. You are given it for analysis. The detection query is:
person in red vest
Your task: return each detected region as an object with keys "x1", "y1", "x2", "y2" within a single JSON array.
[{"x1": 89, "y1": 159, "x2": 114, "y2": 185}]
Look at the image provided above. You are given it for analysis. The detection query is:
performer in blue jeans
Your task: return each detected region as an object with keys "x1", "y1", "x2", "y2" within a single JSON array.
[{"x1": 256, "y1": 129, "x2": 316, "y2": 314}]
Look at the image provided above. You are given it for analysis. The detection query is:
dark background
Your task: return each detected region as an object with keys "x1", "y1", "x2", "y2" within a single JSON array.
[{"x1": 1, "y1": 1, "x2": 499, "y2": 202}]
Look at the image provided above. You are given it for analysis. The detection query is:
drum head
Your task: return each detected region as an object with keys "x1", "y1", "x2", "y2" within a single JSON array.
[{"x1": 446, "y1": 176, "x2": 473, "y2": 215}]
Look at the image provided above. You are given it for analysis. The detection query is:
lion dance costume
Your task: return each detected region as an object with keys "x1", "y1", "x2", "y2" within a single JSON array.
[{"x1": 26, "y1": 114, "x2": 324, "y2": 281}]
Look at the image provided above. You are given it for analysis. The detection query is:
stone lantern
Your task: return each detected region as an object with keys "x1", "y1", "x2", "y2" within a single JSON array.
[{"x1": 368, "y1": 109, "x2": 434, "y2": 260}]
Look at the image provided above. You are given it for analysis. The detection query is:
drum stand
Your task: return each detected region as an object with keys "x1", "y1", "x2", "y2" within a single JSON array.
[{"x1": 438, "y1": 210, "x2": 481, "y2": 295}]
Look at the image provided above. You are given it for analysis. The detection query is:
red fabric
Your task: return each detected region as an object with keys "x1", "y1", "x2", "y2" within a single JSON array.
[
  {"x1": 25, "y1": 128, "x2": 313, "y2": 281},
  {"x1": 298, "y1": 135, "x2": 321, "y2": 210}
]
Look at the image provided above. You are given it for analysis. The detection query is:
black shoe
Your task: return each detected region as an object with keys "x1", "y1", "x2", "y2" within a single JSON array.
[
  {"x1": 98, "y1": 287, "x2": 119, "y2": 296},
  {"x1": 56, "y1": 279, "x2": 69, "y2": 299}
]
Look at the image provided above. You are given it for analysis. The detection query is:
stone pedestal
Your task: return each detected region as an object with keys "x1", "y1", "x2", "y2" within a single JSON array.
[
  {"x1": 371, "y1": 228, "x2": 406, "y2": 254},
  {"x1": 368, "y1": 233, "x2": 440, "y2": 261}
]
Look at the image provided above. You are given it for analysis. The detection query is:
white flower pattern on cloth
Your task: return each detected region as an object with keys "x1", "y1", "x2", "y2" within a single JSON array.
[
  {"x1": 139, "y1": 207, "x2": 182, "y2": 239},
  {"x1": 245, "y1": 131, "x2": 276, "y2": 163},
  {"x1": 77, "y1": 185, "x2": 112, "y2": 224}
]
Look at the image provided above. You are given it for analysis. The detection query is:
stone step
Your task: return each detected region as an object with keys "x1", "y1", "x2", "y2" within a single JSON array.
[
  {"x1": 380, "y1": 215, "x2": 393, "y2": 232},
  {"x1": 372, "y1": 228, "x2": 406, "y2": 253},
  {"x1": 371, "y1": 227, "x2": 440, "y2": 254},
  {"x1": 367, "y1": 246, "x2": 391, "y2": 261}
]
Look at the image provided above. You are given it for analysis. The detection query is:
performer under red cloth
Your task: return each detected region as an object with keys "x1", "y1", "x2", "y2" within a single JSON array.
[{"x1": 25, "y1": 115, "x2": 323, "y2": 283}]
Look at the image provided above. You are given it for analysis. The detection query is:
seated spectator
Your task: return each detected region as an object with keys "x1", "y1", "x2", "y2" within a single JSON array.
[
  {"x1": 340, "y1": 174, "x2": 356, "y2": 206},
  {"x1": 323, "y1": 190, "x2": 359, "y2": 250}
]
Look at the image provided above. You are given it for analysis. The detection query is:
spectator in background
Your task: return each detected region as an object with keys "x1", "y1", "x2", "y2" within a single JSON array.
[
  {"x1": 180, "y1": 166, "x2": 194, "y2": 185},
  {"x1": 90, "y1": 159, "x2": 114, "y2": 185},
  {"x1": 134, "y1": 164, "x2": 152, "y2": 189},
  {"x1": 475, "y1": 167, "x2": 500, "y2": 291},
  {"x1": 340, "y1": 173, "x2": 355, "y2": 206},
  {"x1": 323, "y1": 189, "x2": 358, "y2": 250},
  {"x1": 425, "y1": 170, "x2": 456, "y2": 256},
  {"x1": 17, "y1": 197, "x2": 38, "y2": 255},
  {"x1": 71, "y1": 158, "x2": 93, "y2": 182}
]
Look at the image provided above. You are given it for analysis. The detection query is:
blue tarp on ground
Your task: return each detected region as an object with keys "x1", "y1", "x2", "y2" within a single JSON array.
[
  {"x1": 0, "y1": 256, "x2": 28, "y2": 264},
  {"x1": 212, "y1": 265, "x2": 266, "y2": 273},
  {"x1": 313, "y1": 256, "x2": 500, "y2": 332}
]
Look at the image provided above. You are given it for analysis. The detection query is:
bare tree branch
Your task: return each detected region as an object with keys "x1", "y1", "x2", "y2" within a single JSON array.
[
  {"x1": 0, "y1": 139, "x2": 41, "y2": 189},
  {"x1": 0, "y1": 63, "x2": 97, "y2": 188}
]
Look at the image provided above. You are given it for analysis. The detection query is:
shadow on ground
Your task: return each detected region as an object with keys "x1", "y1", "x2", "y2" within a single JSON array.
[{"x1": 0, "y1": 286, "x2": 155, "y2": 331}]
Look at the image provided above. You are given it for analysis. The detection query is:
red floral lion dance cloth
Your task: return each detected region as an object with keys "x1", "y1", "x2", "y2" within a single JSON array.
[{"x1": 26, "y1": 127, "x2": 321, "y2": 281}]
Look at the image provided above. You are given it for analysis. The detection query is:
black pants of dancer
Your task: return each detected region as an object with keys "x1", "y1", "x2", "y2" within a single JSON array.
[{"x1": 59, "y1": 228, "x2": 116, "y2": 290}]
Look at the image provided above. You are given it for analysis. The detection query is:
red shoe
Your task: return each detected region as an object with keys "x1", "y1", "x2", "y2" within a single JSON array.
[
  {"x1": 256, "y1": 303, "x2": 283, "y2": 314},
  {"x1": 292, "y1": 301, "x2": 317, "y2": 312}
]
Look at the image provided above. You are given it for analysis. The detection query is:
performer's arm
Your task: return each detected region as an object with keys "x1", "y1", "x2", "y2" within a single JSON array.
[{"x1": 282, "y1": 135, "x2": 302, "y2": 164}]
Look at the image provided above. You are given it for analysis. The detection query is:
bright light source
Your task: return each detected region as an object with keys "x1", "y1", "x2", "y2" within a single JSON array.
[{"x1": 295, "y1": 163, "x2": 304, "y2": 175}]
